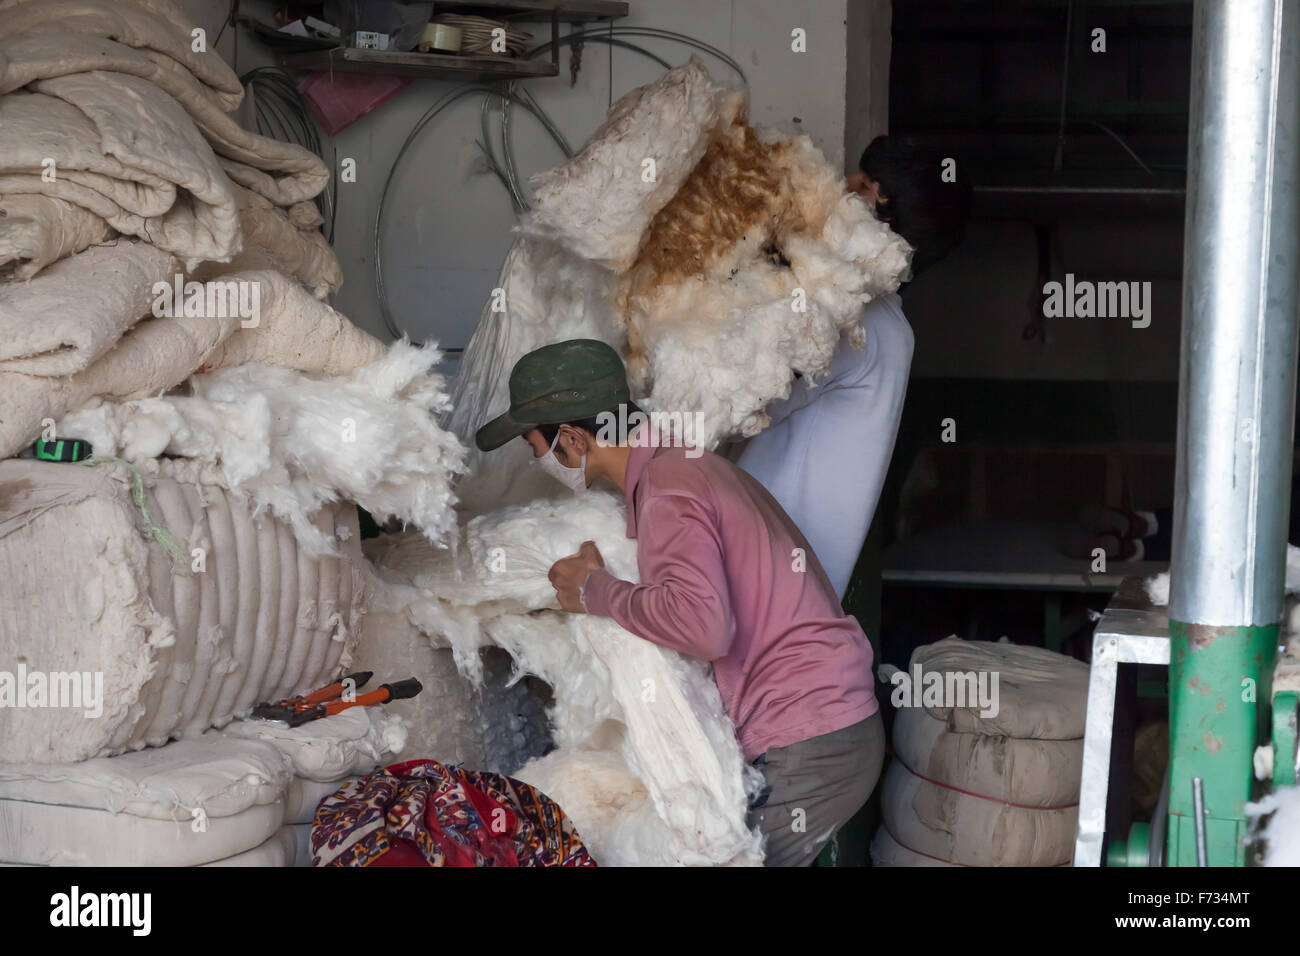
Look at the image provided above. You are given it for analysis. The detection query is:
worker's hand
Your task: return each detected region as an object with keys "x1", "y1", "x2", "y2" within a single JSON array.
[{"x1": 549, "y1": 540, "x2": 605, "y2": 613}]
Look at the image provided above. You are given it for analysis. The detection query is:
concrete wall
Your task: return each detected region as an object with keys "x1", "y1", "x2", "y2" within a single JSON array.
[{"x1": 844, "y1": 0, "x2": 891, "y2": 171}]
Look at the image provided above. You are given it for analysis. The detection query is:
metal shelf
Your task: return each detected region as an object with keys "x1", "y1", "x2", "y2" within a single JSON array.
[
  {"x1": 279, "y1": 0, "x2": 628, "y2": 80},
  {"x1": 424, "y1": 1, "x2": 628, "y2": 21},
  {"x1": 281, "y1": 47, "x2": 560, "y2": 81}
]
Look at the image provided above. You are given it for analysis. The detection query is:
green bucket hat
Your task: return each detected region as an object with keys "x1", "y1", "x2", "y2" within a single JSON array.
[{"x1": 475, "y1": 339, "x2": 633, "y2": 452}]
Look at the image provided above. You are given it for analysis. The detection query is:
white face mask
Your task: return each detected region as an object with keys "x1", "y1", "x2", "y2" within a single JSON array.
[{"x1": 533, "y1": 428, "x2": 588, "y2": 493}]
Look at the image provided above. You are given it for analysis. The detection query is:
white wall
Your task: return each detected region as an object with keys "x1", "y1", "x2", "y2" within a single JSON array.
[{"x1": 844, "y1": 0, "x2": 891, "y2": 170}]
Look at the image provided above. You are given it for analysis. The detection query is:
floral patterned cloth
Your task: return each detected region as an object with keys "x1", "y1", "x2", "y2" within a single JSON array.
[{"x1": 312, "y1": 758, "x2": 597, "y2": 867}]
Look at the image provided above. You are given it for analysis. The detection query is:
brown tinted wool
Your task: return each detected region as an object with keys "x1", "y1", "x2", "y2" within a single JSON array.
[
  {"x1": 634, "y1": 119, "x2": 794, "y2": 285},
  {"x1": 621, "y1": 116, "x2": 805, "y2": 373}
]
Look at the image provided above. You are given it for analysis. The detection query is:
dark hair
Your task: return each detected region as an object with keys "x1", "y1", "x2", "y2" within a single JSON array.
[
  {"x1": 858, "y1": 136, "x2": 973, "y2": 277},
  {"x1": 536, "y1": 401, "x2": 644, "y2": 447}
]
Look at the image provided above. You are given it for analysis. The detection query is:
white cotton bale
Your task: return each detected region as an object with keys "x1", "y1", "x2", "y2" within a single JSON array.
[
  {"x1": 0, "y1": 796, "x2": 286, "y2": 867},
  {"x1": 892, "y1": 706, "x2": 1083, "y2": 808},
  {"x1": 868, "y1": 825, "x2": 958, "y2": 868},
  {"x1": 0, "y1": 734, "x2": 291, "y2": 866},
  {"x1": 0, "y1": 711, "x2": 398, "y2": 866},
  {"x1": 284, "y1": 777, "x2": 353, "y2": 826},
  {"x1": 0, "y1": 194, "x2": 115, "y2": 280},
  {"x1": 908, "y1": 637, "x2": 1091, "y2": 740},
  {"x1": 0, "y1": 0, "x2": 245, "y2": 109},
  {"x1": 197, "y1": 270, "x2": 385, "y2": 377},
  {"x1": 0, "y1": 26, "x2": 326, "y2": 210},
  {"x1": 0, "y1": 304, "x2": 241, "y2": 461},
  {"x1": 880, "y1": 761, "x2": 1078, "y2": 867},
  {"x1": 190, "y1": 186, "x2": 341, "y2": 297},
  {"x1": 203, "y1": 823, "x2": 314, "y2": 866},
  {"x1": 2, "y1": 72, "x2": 243, "y2": 267},
  {"x1": 200, "y1": 829, "x2": 293, "y2": 867},
  {"x1": 0, "y1": 232, "x2": 175, "y2": 377},
  {"x1": 218, "y1": 709, "x2": 405, "y2": 783},
  {"x1": 0, "y1": 457, "x2": 364, "y2": 763}
]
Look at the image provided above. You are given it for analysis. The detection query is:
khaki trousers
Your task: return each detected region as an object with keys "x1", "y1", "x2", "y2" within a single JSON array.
[{"x1": 746, "y1": 712, "x2": 886, "y2": 867}]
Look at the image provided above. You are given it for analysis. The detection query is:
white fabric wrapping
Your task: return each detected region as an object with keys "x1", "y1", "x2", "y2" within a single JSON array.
[
  {"x1": 0, "y1": 457, "x2": 366, "y2": 763},
  {"x1": 0, "y1": 0, "x2": 244, "y2": 111},
  {"x1": 190, "y1": 186, "x2": 341, "y2": 298},
  {"x1": 0, "y1": 240, "x2": 176, "y2": 375},
  {"x1": 0, "y1": 711, "x2": 399, "y2": 866},
  {"x1": 879, "y1": 761, "x2": 1077, "y2": 867},
  {"x1": 875, "y1": 638, "x2": 1087, "y2": 867},
  {"x1": 0, "y1": 194, "x2": 115, "y2": 279},
  {"x1": 197, "y1": 271, "x2": 385, "y2": 376},
  {"x1": 909, "y1": 637, "x2": 1091, "y2": 739},
  {"x1": 0, "y1": 76, "x2": 242, "y2": 266},
  {"x1": 0, "y1": 31, "x2": 327, "y2": 208},
  {"x1": 868, "y1": 825, "x2": 958, "y2": 867},
  {"x1": 892, "y1": 706, "x2": 1083, "y2": 808}
]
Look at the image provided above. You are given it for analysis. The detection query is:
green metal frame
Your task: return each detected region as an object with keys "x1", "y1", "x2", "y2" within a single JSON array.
[
  {"x1": 1272, "y1": 690, "x2": 1299, "y2": 788},
  {"x1": 1165, "y1": 620, "x2": 1277, "y2": 866}
]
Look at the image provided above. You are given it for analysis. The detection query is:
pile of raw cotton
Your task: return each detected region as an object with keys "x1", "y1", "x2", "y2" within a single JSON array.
[
  {"x1": 0, "y1": 0, "x2": 472, "y2": 867},
  {"x1": 444, "y1": 58, "x2": 913, "y2": 512},
  {"x1": 363, "y1": 62, "x2": 910, "y2": 866},
  {"x1": 870, "y1": 638, "x2": 1089, "y2": 866},
  {"x1": 365, "y1": 493, "x2": 764, "y2": 867}
]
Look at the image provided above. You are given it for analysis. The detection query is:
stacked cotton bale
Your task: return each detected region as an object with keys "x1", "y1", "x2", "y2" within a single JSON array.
[
  {"x1": 0, "y1": 457, "x2": 369, "y2": 764},
  {"x1": 0, "y1": 708, "x2": 405, "y2": 866},
  {"x1": 871, "y1": 638, "x2": 1089, "y2": 867},
  {"x1": 0, "y1": 0, "x2": 383, "y2": 459},
  {"x1": 0, "y1": 0, "x2": 472, "y2": 864}
]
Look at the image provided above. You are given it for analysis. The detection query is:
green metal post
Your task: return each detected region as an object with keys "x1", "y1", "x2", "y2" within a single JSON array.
[
  {"x1": 1272, "y1": 689, "x2": 1299, "y2": 788},
  {"x1": 1166, "y1": 622, "x2": 1276, "y2": 866}
]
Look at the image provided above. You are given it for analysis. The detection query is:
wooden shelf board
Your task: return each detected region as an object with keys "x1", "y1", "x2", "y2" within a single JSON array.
[{"x1": 281, "y1": 47, "x2": 560, "y2": 80}]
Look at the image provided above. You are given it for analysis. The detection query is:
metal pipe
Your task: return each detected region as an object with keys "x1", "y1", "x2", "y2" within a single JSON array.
[
  {"x1": 1167, "y1": 0, "x2": 1300, "y2": 867},
  {"x1": 1192, "y1": 777, "x2": 1208, "y2": 866},
  {"x1": 1171, "y1": 0, "x2": 1300, "y2": 627}
]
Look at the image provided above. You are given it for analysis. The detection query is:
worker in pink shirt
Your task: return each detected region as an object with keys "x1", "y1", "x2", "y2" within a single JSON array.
[{"x1": 475, "y1": 338, "x2": 884, "y2": 866}]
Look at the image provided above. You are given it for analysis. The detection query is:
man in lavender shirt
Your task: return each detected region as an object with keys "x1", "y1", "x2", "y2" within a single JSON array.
[{"x1": 475, "y1": 339, "x2": 885, "y2": 866}]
